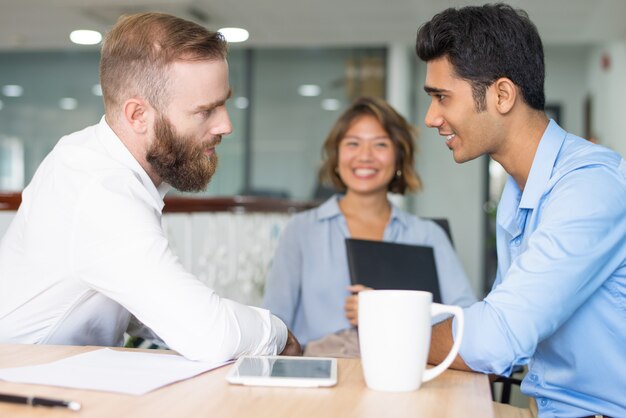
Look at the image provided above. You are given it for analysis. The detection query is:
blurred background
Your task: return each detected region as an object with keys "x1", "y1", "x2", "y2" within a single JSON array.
[{"x1": 1, "y1": 0, "x2": 626, "y2": 300}]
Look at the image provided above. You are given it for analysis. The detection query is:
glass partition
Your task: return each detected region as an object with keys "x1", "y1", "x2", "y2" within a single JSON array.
[
  {"x1": 0, "y1": 47, "x2": 386, "y2": 199},
  {"x1": 248, "y1": 47, "x2": 385, "y2": 200},
  {"x1": 0, "y1": 51, "x2": 103, "y2": 188}
]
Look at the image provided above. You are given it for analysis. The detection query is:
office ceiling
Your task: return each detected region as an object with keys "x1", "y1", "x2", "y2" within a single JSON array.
[{"x1": 1, "y1": 0, "x2": 626, "y2": 51}]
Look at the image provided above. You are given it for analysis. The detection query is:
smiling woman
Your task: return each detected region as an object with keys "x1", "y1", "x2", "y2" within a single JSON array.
[{"x1": 262, "y1": 96, "x2": 476, "y2": 354}]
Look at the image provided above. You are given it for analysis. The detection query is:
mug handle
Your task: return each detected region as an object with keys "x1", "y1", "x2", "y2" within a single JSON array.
[{"x1": 422, "y1": 303, "x2": 464, "y2": 383}]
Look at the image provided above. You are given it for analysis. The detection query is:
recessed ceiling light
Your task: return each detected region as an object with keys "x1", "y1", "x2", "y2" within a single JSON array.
[
  {"x1": 321, "y1": 98, "x2": 341, "y2": 111},
  {"x1": 92, "y1": 84, "x2": 103, "y2": 96},
  {"x1": 234, "y1": 97, "x2": 249, "y2": 109},
  {"x1": 59, "y1": 97, "x2": 78, "y2": 110},
  {"x1": 218, "y1": 27, "x2": 249, "y2": 43},
  {"x1": 70, "y1": 30, "x2": 102, "y2": 45},
  {"x1": 298, "y1": 84, "x2": 321, "y2": 97},
  {"x1": 2, "y1": 85, "x2": 23, "y2": 97}
]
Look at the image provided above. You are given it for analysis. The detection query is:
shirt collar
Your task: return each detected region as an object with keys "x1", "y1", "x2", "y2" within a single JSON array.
[
  {"x1": 316, "y1": 194, "x2": 343, "y2": 220},
  {"x1": 95, "y1": 116, "x2": 169, "y2": 210},
  {"x1": 389, "y1": 199, "x2": 409, "y2": 228},
  {"x1": 519, "y1": 119, "x2": 566, "y2": 209},
  {"x1": 497, "y1": 119, "x2": 565, "y2": 236},
  {"x1": 316, "y1": 194, "x2": 408, "y2": 228}
]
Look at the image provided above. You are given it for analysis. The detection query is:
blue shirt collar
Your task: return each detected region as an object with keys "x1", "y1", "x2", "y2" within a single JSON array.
[
  {"x1": 497, "y1": 119, "x2": 566, "y2": 236},
  {"x1": 519, "y1": 119, "x2": 566, "y2": 209},
  {"x1": 316, "y1": 194, "x2": 409, "y2": 228}
]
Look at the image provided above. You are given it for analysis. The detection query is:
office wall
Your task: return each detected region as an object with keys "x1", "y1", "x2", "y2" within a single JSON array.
[
  {"x1": 249, "y1": 49, "x2": 347, "y2": 198},
  {"x1": 249, "y1": 48, "x2": 386, "y2": 199},
  {"x1": 0, "y1": 52, "x2": 103, "y2": 187},
  {"x1": 544, "y1": 40, "x2": 626, "y2": 159},
  {"x1": 587, "y1": 40, "x2": 626, "y2": 157},
  {"x1": 544, "y1": 45, "x2": 590, "y2": 137}
]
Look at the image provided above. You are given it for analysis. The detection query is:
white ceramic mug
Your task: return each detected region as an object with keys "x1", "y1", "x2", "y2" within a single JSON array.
[{"x1": 358, "y1": 289, "x2": 464, "y2": 392}]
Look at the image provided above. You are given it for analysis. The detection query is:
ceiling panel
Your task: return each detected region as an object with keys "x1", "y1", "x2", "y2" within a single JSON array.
[{"x1": 0, "y1": 0, "x2": 625, "y2": 51}]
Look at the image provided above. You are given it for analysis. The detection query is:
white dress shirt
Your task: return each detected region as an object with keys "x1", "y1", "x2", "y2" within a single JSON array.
[{"x1": 0, "y1": 117, "x2": 287, "y2": 362}]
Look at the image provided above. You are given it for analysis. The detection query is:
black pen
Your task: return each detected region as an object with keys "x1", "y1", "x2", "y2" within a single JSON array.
[{"x1": 0, "y1": 392, "x2": 81, "y2": 411}]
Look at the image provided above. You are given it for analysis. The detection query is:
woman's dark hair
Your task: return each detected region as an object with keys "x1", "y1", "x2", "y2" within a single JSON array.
[
  {"x1": 320, "y1": 97, "x2": 421, "y2": 195},
  {"x1": 416, "y1": 3, "x2": 545, "y2": 111}
]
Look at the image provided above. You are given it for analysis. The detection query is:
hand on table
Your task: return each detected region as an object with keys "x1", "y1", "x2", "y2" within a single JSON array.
[
  {"x1": 279, "y1": 329, "x2": 302, "y2": 356},
  {"x1": 344, "y1": 284, "x2": 373, "y2": 326}
]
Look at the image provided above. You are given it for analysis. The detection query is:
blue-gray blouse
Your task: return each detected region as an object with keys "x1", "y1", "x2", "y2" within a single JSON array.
[{"x1": 263, "y1": 194, "x2": 476, "y2": 345}]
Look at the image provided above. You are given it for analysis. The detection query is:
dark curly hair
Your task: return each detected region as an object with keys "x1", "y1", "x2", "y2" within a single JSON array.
[{"x1": 416, "y1": 3, "x2": 545, "y2": 111}]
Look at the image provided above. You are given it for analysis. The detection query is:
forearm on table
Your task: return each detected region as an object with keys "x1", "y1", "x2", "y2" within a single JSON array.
[{"x1": 428, "y1": 318, "x2": 473, "y2": 372}]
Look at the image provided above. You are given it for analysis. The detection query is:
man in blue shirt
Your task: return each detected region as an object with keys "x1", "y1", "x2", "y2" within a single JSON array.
[{"x1": 416, "y1": 4, "x2": 626, "y2": 417}]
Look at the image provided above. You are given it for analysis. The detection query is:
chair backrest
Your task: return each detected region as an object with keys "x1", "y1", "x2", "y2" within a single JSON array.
[{"x1": 426, "y1": 218, "x2": 454, "y2": 247}]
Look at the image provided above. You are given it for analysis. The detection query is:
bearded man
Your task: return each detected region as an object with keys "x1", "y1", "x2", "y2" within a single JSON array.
[{"x1": 0, "y1": 12, "x2": 301, "y2": 361}]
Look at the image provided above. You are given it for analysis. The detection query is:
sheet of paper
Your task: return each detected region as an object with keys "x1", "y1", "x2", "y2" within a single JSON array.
[{"x1": 0, "y1": 348, "x2": 229, "y2": 395}]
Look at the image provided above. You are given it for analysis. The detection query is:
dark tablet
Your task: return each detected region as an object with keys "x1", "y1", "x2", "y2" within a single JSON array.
[{"x1": 345, "y1": 238, "x2": 442, "y2": 303}]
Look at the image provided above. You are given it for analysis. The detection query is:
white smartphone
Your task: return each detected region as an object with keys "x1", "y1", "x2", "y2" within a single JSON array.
[{"x1": 225, "y1": 356, "x2": 337, "y2": 388}]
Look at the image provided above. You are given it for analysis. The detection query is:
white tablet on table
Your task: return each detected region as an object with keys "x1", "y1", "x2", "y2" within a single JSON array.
[{"x1": 226, "y1": 356, "x2": 337, "y2": 388}]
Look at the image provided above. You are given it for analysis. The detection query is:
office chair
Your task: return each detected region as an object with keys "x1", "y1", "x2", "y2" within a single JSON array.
[
  {"x1": 492, "y1": 368, "x2": 525, "y2": 404},
  {"x1": 427, "y1": 217, "x2": 454, "y2": 247}
]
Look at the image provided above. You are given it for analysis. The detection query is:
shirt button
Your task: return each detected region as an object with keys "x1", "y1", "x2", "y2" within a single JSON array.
[
  {"x1": 529, "y1": 374, "x2": 538, "y2": 382},
  {"x1": 539, "y1": 399, "x2": 548, "y2": 407},
  {"x1": 513, "y1": 238, "x2": 521, "y2": 246}
]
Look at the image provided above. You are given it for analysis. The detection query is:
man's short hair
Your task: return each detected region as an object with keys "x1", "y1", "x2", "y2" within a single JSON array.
[
  {"x1": 415, "y1": 3, "x2": 545, "y2": 112},
  {"x1": 100, "y1": 12, "x2": 227, "y2": 113}
]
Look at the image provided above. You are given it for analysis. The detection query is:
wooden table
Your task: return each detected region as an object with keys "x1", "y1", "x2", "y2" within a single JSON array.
[{"x1": 0, "y1": 344, "x2": 494, "y2": 417}]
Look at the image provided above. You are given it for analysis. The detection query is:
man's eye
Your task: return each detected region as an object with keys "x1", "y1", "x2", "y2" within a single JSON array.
[
  {"x1": 199, "y1": 109, "x2": 214, "y2": 119},
  {"x1": 438, "y1": 94, "x2": 446, "y2": 102}
]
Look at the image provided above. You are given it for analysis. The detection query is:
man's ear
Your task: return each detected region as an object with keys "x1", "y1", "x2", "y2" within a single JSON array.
[
  {"x1": 492, "y1": 77, "x2": 517, "y2": 115},
  {"x1": 122, "y1": 98, "x2": 152, "y2": 135}
]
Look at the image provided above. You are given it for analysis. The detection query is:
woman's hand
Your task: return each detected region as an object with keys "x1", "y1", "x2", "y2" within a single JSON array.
[{"x1": 344, "y1": 284, "x2": 373, "y2": 326}]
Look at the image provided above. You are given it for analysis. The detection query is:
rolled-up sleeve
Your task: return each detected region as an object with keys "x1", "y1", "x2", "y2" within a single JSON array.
[
  {"x1": 454, "y1": 166, "x2": 626, "y2": 375},
  {"x1": 72, "y1": 179, "x2": 287, "y2": 362}
]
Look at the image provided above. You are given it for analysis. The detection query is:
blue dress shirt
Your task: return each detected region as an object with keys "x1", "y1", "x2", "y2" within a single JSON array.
[
  {"x1": 263, "y1": 194, "x2": 476, "y2": 345},
  {"x1": 455, "y1": 121, "x2": 626, "y2": 417}
]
